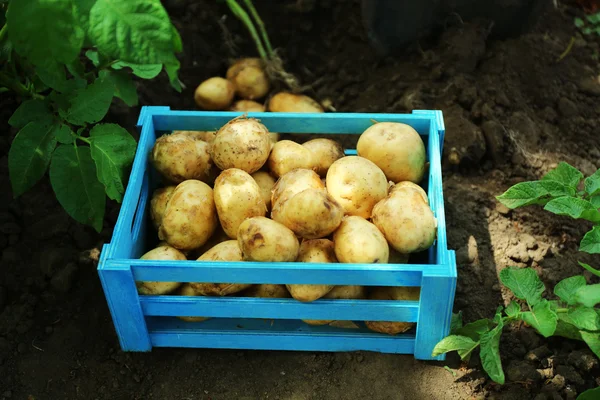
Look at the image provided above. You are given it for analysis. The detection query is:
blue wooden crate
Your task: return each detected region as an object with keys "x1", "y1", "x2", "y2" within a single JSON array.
[{"x1": 98, "y1": 106, "x2": 457, "y2": 360}]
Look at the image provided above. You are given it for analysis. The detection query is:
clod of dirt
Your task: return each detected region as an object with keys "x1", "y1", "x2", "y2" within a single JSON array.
[
  {"x1": 444, "y1": 109, "x2": 486, "y2": 166},
  {"x1": 508, "y1": 111, "x2": 541, "y2": 151},
  {"x1": 534, "y1": 391, "x2": 563, "y2": 400},
  {"x1": 481, "y1": 120, "x2": 506, "y2": 164},
  {"x1": 438, "y1": 21, "x2": 489, "y2": 76},
  {"x1": 458, "y1": 86, "x2": 478, "y2": 110},
  {"x1": 27, "y1": 213, "x2": 71, "y2": 240},
  {"x1": 567, "y1": 350, "x2": 599, "y2": 372},
  {"x1": 555, "y1": 365, "x2": 585, "y2": 386},
  {"x1": 505, "y1": 241, "x2": 530, "y2": 263},
  {"x1": 40, "y1": 247, "x2": 78, "y2": 277},
  {"x1": 548, "y1": 374, "x2": 566, "y2": 391},
  {"x1": 557, "y1": 97, "x2": 578, "y2": 118},
  {"x1": 563, "y1": 386, "x2": 578, "y2": 400},
  {"x1": 577, "y1": 76, "x2": 600, "y2": 96},
  {"x1": 525, "y1": 345, "x2": 551, "y2": 362},
  {"x1": 50, "y1": 263, "x2": 79, "y2": 293},
  {"x1": 507, "y1": 360, "x2": 542, "y2": 383}
]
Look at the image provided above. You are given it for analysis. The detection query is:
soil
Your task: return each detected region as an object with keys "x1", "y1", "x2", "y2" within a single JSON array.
[{"x1": 1, "y1": 0, "x2": 600, "y2": 399}]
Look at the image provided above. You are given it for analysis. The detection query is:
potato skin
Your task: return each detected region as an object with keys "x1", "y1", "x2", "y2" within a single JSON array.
[
  {"x1": 192, "y1": 240, "x2": 251, "y2": 295},
  {"x1": 230, "y1": 100, "x2": 265, "y2": 112},
  {"x1": 251, "y1": 171, "x2": 277, "y2": 211},
  {"x1": 325, "y1": 156, "x2": 388, "y2": 218},
  {"x1": 159, "y1": 180, "x2": 218, "y2": 251},
  {"x1": 210, "y1": 118, "x2": 272, "y2": 174},
  {"x1": 151, "y1": 132, "x2": 213, "y2": 184},
  {"x1": 371, "y1": 189, "x2": 437, "y2": 253},
  {"x1": 226, "y1": 58, "x2": 263, "y2": 80},
  {"x1": 214, "y1": 168, "x2": 267, "y2": 239},
  {"x1": 302, "y1": 138, "x2": 345, "y2": 177},
  {"x1": 272, "y1": 188, "x2": 344, "y2": 239},
  {"x1": 333, "y1": 216, "x2": 389, "y2": 264},
  {"x1": 268, "y1": 140, "x2": 317, "y2": 177},
  {"x1": 357, "y1": 122, "x2": 427, "y2": 183},
  {"x1": 390, "y1": 181, "x2": 428, "y2": 203},
  {"x1": 237, "y1": 217, "x2": 299, "y2": 262},
  {"x1": 177, "y1": 284, "x2": 210, "y2": 323},
  {"x1": 271, "y1": 168, "x2": 324, "y2": 208},
  {"x1": 302, "y1": 285, "x2": 367, "y2": 325},
  {"x1": 173, "y1": 130, "x2": 216, "y2": 144},
  {"x1": 150, "y1": 186, "x2": 176, "y2": 230},
  {"x1": 231, "y1": 65, "x2": 270, "y2": 100},
  {"x1": 286, "y1": 239, "x2": 337, "y2": 302},
  {"x1": 268, "y1": 92, "x2": 324, "y2": 113},
  {"x1": 365, "y1": 287, "x2": 420, "y2": 334},
  {"x1": 241, "y1": 284, "x2": 291, "y2": 298},
  {"x1": 194, "y1": 77, "x2": 235, "y2": 110},
  {"x1": 137, "y1": 245, "x2": 186, "y2": 295}
]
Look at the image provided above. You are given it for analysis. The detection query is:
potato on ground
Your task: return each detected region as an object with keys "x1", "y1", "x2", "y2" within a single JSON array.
[
  {"x1": 194, "y1": 77, "x2": 235, "y2": 110},
  {"x1": 177, "y1": 284, "x2": 210, "y2": 322},
  {"x1": 159, "y1": 180, "x2": 218, "y2": 251},
  {"x1": 151, "y1": 131, "x2": 213, "y2": 184},
  {"x1": 272, "y1": 188, "x2": 343, "y2": 239},
  {"x1": 237, "y1": 217, "x2": 299, "y2": 262},
  {"x1": 214, "y1": 168, "x2": 267, "y2": 239},
  {"x1": 136, "y1": 245, "x2": 186, "y2": 295},
  {"x1": 357, "y1": 122, "x2": 427, "y2": 183},
  {"x1": 210, "y1": 117, "x2": 272, "y2": 174},
  {"x1": 302, "y1": 138, "x2": 345, "y2": 177},
  {"x1": 333, "y1": 216, "x2": 389, "y2": 264},
  {"x1": 226, "y1": 58, "x2": 263, "y2": 80},
  {"x1": 230, "y1": 99, "x2": 265, "y2": 112},
  {"x1": 241, "y1": 284, "x2": 291, "y2": 298},
  {"x1": 303, "y1": 285, "x2": 367, "y2": 326},
  {"x1": 150, "y1": 186, "x2": 176, "y2": 230},
  {"x1": 268, "y1": 140, "x2": 317, "y2": 177},
  {"x1": 325, "y1": 156, "x2": 388, "y2": 218},
  {"x1": 251, "y1": 171, "x2": 277, "y2": 211},
  {"x1": 286, "y1": 239, "x2": 337, "y2": 302},
  {"x1": 226, "y1": 58, "x2": 270, "y2": 100},
  {"x1": 268, "y1": 92, "x2": 324, "y2": 113},
  {"x1": 365, "y1": 287, "x2": 421, "y2": 334},
  {"x1": 271, "y1": 168, "x2": 324, "y2": 208},
  {"x1": 192, "y1": 240, "x2": 251, "y2": 296},
  {"x1": 371, "y1": 188, "x2": 437, "y2": 253}
]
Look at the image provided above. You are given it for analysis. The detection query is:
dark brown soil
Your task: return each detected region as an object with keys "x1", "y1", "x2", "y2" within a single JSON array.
[{"x1": 1, "y1": 1, "x2": 600, "y2": 399}]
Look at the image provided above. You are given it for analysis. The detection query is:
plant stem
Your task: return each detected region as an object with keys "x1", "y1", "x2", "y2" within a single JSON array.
[
  {"x1": 556, "y1": 308, "x2": 569, "y2": 313},
  {"x1": 0, "y1": 71, "x2": 44, "y2": 100},
  {"x1": 225, "y1": 0, "x2": 267, "y2": 60},
  {"x1": 0, "y1": 24, "x2": 7, "y2": 43},
  {"x1": 242, "y1": 0, "x2": 273, "y2": 57},
  {"x1": 75, "y1": 135, "x2": 91, "y2": 144},
  {"x1": 580, "y1": 262, "x2": 600, "y2": 278}
]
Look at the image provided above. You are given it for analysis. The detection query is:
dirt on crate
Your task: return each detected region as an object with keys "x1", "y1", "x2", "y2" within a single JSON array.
[{"x1": 1, "y1": 0, "x2": 600, "y2": 399}]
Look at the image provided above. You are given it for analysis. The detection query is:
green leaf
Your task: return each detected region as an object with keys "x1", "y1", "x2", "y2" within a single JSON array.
[
  {"x1": 172, "y1": 24, "x2": 183, "y2": 53},
  {"x1": 554, "y1": 316, "x2": 583, "y2": 341},
  {"x1": 60, "y1": 77, "x2": 113, "y2": 126},
  {"x1": 450, "y1": 312, "x2": 463, "y2": 333},
  {"x1": 111, "y1": 61, "x2": 163, "y2": 79},
  {"x1": 431, "y1": 335, "x2": 479, "y2": 360},
  {"x1": 554, "y1": 275, "x2": 587, "y2": 305},
  {"x1": 36, "y1": 62, "x2": 67, "y2": 92},
  {"x1": 544, "y1": 197, "x2": 600, "y2": 223},
  {"x1": 54, "y1": 125, "x2": 74, "y2": 145},
  {"x1": 567, "y1": 306, "x2": 600, "y2": 331},
  {"x1": 496, "y1": 181, "x2": 573, "y2": 209},
  {"x1": 580, "y1": 331, "x2": 600, "y2": 359},
  {"x1": 8, "y1": 121, "x2": 59, "y2": 197},
  {"x1": 455, "y1": 319, "x2": 492, "y2": 342},
  {"x1": 505, "y1": 301, "x2": 521, "y2": 318},
  {"x1": 586, "y1": 13, "x2": 600, "y2": 24},
  {"x1": 67, "y1": 58, "x2": 86, "y2": 79},
  {"x1": 521, "y1": 299, "x2": 558, "y2": 337},
  {"x1": 49, "y1": 145, "x2": 105, "y2": 232},
  {"x1": 578, "y1": 386, "x2": 600, "y2": 400},
  {"x1": 479, "y1": 314, "x2": 505, "y2": 384},
  {"x1": 89, "y1": 123, "x2": 137, "y2": 202},
  {"x1": 590, "y1": 195, "x2": 600, "y2": 208},
  {"x1": 585, "y1": 169, "x2": 600, "y2": 196},
  {"x1": 580, "y1": 226, "x2": 600, "y2": 254},
  {"x1": 73, "y1": 0, "x2": 96, "y2": 31},
  {"x1": 542, "y1": 162, "x2": 584, "y2": 188},
  {"x1": 499, "y1": 267, "x2": 545, "y2": 306},
  {"x1": 575, "y1": 17, "x2": 585, "y2": 28},
  {"x1": 574, "y1": 284, "x2": 600, "y2": 308},
  {"x1": 9, "y1": 99, "x2": 53, "y2": 128},
  {"x1": 7, "y1": 0, "x2": 84, "y2": 66},
  {"x1": 99, "y1": 70, "x2": 138, "y2": 107},
  {"x1": 85, "y1": 49, "x2": 100, "y2": 67},
  {"x1": 88, "y1": 0, "x2": 177, "y2": 65},
  {"x1": 165, "y1": 59, "x2": 182, "y2": 92}
]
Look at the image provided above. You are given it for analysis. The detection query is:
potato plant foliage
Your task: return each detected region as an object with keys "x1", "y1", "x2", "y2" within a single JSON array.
[{"x1": 0, "y1": 0, "x2": 182, "y2": 231}]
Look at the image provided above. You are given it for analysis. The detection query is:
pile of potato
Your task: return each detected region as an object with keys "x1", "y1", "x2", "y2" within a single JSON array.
[{"x1": 140, "y1": 64, "x2": 437, "y2": 334}]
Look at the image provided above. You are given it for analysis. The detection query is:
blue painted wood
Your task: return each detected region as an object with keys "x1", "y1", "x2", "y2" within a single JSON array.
[
  {"x1": 140, "y1": 296, "x2": 419, "y2": 322},
  {"x1": 97, "y1": 261, "x2": 152, "y2": 351},
  {"x1": 146, "y1": 317, "x2": 416, "y2": 354}
]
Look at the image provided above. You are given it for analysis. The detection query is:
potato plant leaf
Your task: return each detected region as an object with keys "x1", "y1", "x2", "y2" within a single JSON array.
[
  {"x1": 499, "y1": 267, "x2": 544, "y2": 306},
  {"x1": 36, "y1": 62, "x2": 68, "y2": 92},
  {"x1": 7, "y1": 0, "x2": 84, "y2": 66},
  {"x1": 85, "y1": 49, "x2": 100, "y2": 67},
  {"x1": 543, "y1": 197, "x2": 600, "y2": 223},
  {"x1": 580, "y1": 227, "x2": 600, "y2": 254},
  {"x1": 520, "y1": 299, "x2": 558, "y2": 337},
  {"x1": 496, "y1": 181, "x2": 573, "y2": 209},
  {"x1": 590, "y1": 195, "x2": 600, "y2": 208},
  {"x1": 542, "y1": 162, "x2": 583, "y2": 188},
  {"x1": 505, "y1": 300, "x2": 521, "y2": 318},
  {"x1": 431, "y1": 335, "x2": 479, "y2": 360},
  {"x1": 585, "y1": 169, "x2": 600, "y2": 196},
  {"x1": 9, "y1": 121, "x2": 59, "y2": 197},
  {"x1": 554, "y1": 316, "x2": 583, "y2": 341},
  {"x1": 8, "y1": 99, "x2": 53, "y2": 128},
  {"x1": 455, "y1": 319, "x2": 492, "y2": 342},
  {"x1": 578, "y1": 386, "x2": 600, "y2": 400},
  {"x1": 73, "y1": 0, "x2": 97, "y2": 33},
  {"x1": 573, "y1": 284, "x2": 600, "y2": 308},
  {"x1": 60, "y1": 76, "x2": 113, "y2": 126},
  {"x1": 580, "y1": 331, "x2": 600, "y2": 359},
  {"x1": 49, "y1": 145, "x2": 105, "y2": 232},
  {"x1": 554, "y1": 275, "x2": 587, "y2": 305},
  {"x1": 479, "y1": 312, "x2": 505, "y2": 384},
  {"x1": 55, "y1": 124, "x2": 74, "y2": 145},
  {"x1": 567, "y1": 306, "x2": 600, "y2": 331},
  {"x1": 99, "y1": 70, "x2": 138, "y2": 106},
  {"x1": 89, "y1": 0, "x2": 177, "y2": 65},
  {"x1": 89, "y1": 123, "x2": 137, "y2": 202},
  {"x1": 450, "y1": 312, "x2": 463, "y2": 333},
  {"x1": 111, "y1": 61, "x2": 163, "y2": 79},
  {"x1": 165, "y1": 59, "x2": 183, "y2": 92}
]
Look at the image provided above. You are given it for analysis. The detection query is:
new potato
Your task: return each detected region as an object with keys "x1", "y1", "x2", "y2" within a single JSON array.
[
  {"x1": 365, "y1": 287, "x2": 421, "y2": 334},
  {"x1": 268, "y1": 140, "x2": 316, "y2": 177},
  {"x1": 151, "y1": 131, "x2": 213, "y2": 184},
  {"x1": 271, "y1": 168, "x2": 324, "y2": 208},
  {"x1": 242, "y1": 284, "x2": 291, "y2": 298},
  {"x1": 177, "y1": 284, "x2": 210, "y2": 323},
  {"x1": 150, "y1": 186, "x2": 175, "y2": 230},
  {"x1": 136, "y1": 245, "x2": 186, "y2": 295},
  {"x1": 302, "y1": 285, "x2": 367, "y2": 326},
  {"x1": 230, "y1": 100, "x2": 265, "y2": 112},
  {"x1": 333, "y1": 216, "x2": 389, "y2": 264},
  {"x1": 251, "y1": 171, "x2": 277, "y2": 211},
  {"x1": 194, "y1": 77, "x2": 235, "y2": 110},
  {"x1": 226, "y1": 58, "x2": 270, "y2": 100},
  {"x1": 268, "y1": 92, "x2": 324, "y2": 113},
  {"x1": 286, "y1": 239, "x2": 337, "y2": 302},
  {"x1": 237, "y1": 217, "x2": 299, "y2": 262},
  {"x1": 192, "y1": 240, "x2": 251, "y2": 295},
  {"x1": 302, "y1": 138, "x2": 345, "y2": 177}
]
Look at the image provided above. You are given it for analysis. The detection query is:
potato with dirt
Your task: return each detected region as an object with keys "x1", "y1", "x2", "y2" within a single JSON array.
[
  {"x1": 333, "y1": 216, "x2": 389, "y2": 264},
  {"x1": 214, "y1": 168, "x2": 267, "y2": 239},
  {"x1": 150, "y1": 186, "x2": 176, "y2": 230},
  {"x1": 194, "y1": 77, "x2": 235, "y2": 110},
  {"x1": 286, "y1": 239, "x2": 337, "y2": 302},
  {"x1": 158, "y1": 180, "x2": 218, "y2": 251},
  {"x1": 302, "y1": 138, "x2": 345, "y2": 177},
  {"x1": 177, "y1": 284, "x2": 210, "y2": 323},
  {"x1": 151, "y1": 131, "x2": 213, "y2": 184},
  {"x1": 271, "y1": 168, "x2": 324, "y2": 208},
  {"x1": 241, "y1": 284, "x2": 291, "y2": 298},
  {"x1": 389, "y1": 181, "x2": 428, "y2": 203},
  {"x1": 237, "y1": 217, "x2": 299, "y2": 262},
  {"x1": 365, "y1": 286, "x2": 420, "y2": 334},
  {"x1": 272, "y1": 188, "x2": 344, "y2": 239},
  {"x1": 268, "y1": 140, "x2": 317, "y2": 177},
  {"x1": 371, "y1": 186, "x2": 437, "y2": 253},
  {"x1": 210, "y1": 117, "x2": 272, "y2": 174},
  {"x1": 173, "y1": 130, "x2": 217, "y2": 144},
  {"x1": 326, "y1": 156, "x2": 388, "y2": 218},
  {"x1": 226, "y1": 58, "x2": 270, "y2": 100},
  {"x1": 302, "y1": 285, "x2": 367, "y2": 326},
  {"x1": 251, "y1": 171, "x2": 277, "y2": 211},
  {"x1": 357, "y1": 122, "x2": 427, "y2": 183},
  {"x1": 230, "y1": 99, "x2": 265, "y2": 112},
  {"x1": 192, "y1": 240, "x2": 251, "y2": 296},
  {"x1": 136, "y1": 245, "x2": 187, "y2": 295},
  {"x1": 268, "y1": 92, "x2": 324, "y2": 113}
]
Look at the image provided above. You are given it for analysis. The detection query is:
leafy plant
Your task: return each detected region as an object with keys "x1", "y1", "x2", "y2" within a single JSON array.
[
  {"x1": 575, "y1": 12, "x2": 600, "y2": 36},
  {"x1": 433, "y1": 267, "x2": 600, "y2": 384},
  {"x1": 1, "y1": 0, "x2": 183, "y2": 232}
]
